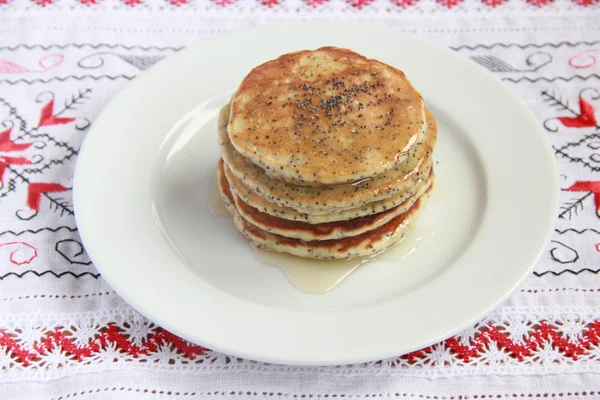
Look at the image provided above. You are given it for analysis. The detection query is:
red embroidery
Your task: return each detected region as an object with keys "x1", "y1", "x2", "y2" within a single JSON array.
[
  {"x1": 558, "y1": 97, "x2": 598, "y2": 128},
  {"x1": 596, "y1": 243, "x2": 600, "y2": 252},
  {"x1": 0, "y1": 242, "x2": 38, "y2": 266},
  {"x1": 305, "y1": 0, "x2": 328, "y2": 6},
  {"x1": 1, "y1": 320, "x2": 598, "y2": 368},
  {"x1": 0, "y1": 54, "x2": 63, "y2": 74},
  {"x1": 482, "y1": 0, "x2": 507, "y2": 6},
  {"x1": 569, "y1": 49, "x2": 599, "y2": 69},
  {"x1": 0, "y1": 332, "x2": 39, "y2": 367},
  {"x1": 572, "y1": 0, "x2": 599, "y2": 5},
  {"x1": 32, "y1": 0, "x2": 53, "y2": 6},
  {"x1": 526, "y1": 0, "x2": 553, "y2": 6},
  {"x1": 404, "y1": 321, "x2": 600, "y2": 363},
  {"x1": 38, "y1": 99, "x2": 76, "y2": 127},
  {"x1": 0, "y1": 157, "x2": 32, "y2": 184},
  {"x1": 445, "y1": 336, "x2": 485, "y2": 363},
  {"x1": 566, "y1": 181, "x2": 600, "y2": 216},
  {"x1": 0, "y1": 324, "x2": 206, "y2": 367},
  {"x1": 0, "y1": 160, "x2": 8, "y2": 184},
  {"x1": 481, "y1": 325, "x2": 531, "y2": 361},
  {"x1": 0, "y1": 0, "x2": 8, "y2": 5},
  {"x1": 0, "y1": 125, "x2": 34, "y2": 184},
  {"x1": 18, "y1": 0, "x2": 600, "y2": 7},
  {"x1": 0, "y1": 127, "x2": 34, "y2": 152},
  {"x1": 436, "y1": 0, "x2": 463, "y2": 8},
  {"x1": 346, "y1": 0, "x2": 374, "y2": 8},
  {"x1": 392, "y1": 0, "x2": 418, "y2": 7},
  {"x1": 26, "y1": 183, "x2": 68, "y2": 212}
]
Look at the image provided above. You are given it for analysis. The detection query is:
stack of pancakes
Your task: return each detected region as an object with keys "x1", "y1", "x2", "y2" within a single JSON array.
[{"x1": 217, "y1": 47, "x2": 437, "y2": 259}]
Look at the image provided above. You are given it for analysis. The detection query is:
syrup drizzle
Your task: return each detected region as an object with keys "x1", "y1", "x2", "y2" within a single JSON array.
[{"x1": 254, "y1": 226, "x2": 434, "y2": 294}]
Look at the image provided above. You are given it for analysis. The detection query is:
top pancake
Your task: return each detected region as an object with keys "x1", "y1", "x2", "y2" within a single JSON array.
[
  {"x1": 221, "y1": 103, "x2": 437, "y2": 215},
  {"x1": 228, "y1": 46, "x2": 425, "y2": 186}
]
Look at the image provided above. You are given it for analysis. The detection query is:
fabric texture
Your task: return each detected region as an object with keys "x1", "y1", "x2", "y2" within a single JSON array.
[{"x1": 0, "y1": 2, "x2": 599, "y2": 399}]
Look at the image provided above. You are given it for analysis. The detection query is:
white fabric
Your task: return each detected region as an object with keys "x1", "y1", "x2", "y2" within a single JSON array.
[{"x1": 0, "y1": 3, "x2": 599, "y2": 399}]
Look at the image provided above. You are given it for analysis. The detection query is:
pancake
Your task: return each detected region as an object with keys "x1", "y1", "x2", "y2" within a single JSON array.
[
  {"x1": 232, "y1": 172, "x2": 433, "y2": 241},
  {"x1": 225, "y1": 161, "x2": 432, "y2": 224},
  {"x1": 232, "y1": 187, "x2": 431, "y2": 259},
  {"x1": 228, "y1": 46, "x2": 425, "y2": 186},
  {"x1": 216, "y1": 158, "x2": 237, "y2": 216},
  {"x1": 220, "y1": 104, "x2": 437, "y2": 215}
]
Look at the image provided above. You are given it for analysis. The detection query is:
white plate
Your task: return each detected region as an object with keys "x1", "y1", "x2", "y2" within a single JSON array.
[{"x1": 74, "y1": 22, "x2": 558, "y2": 366}]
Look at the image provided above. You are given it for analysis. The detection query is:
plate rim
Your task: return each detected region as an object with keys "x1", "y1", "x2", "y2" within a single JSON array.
[{"x1": 74, "y1": 21, "x2": 559, "y2": 366}]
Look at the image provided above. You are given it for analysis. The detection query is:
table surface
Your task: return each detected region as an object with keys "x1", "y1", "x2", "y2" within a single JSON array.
[{"x1": 0, "y1": 2, "x2": 600, "y2": 399}]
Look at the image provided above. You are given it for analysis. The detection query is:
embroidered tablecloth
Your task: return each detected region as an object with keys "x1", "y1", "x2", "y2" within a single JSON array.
[{"x1": 1, "y1": 1, "x2": 600, "y2": 399}]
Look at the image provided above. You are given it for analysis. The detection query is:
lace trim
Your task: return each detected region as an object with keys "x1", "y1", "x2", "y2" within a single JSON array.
[
  {"x1": 52, "y1": 388, "x2": 600, "y2": 399},
  {"x1": 0, "y1": 306, "x2": 599, "y2": 381}
]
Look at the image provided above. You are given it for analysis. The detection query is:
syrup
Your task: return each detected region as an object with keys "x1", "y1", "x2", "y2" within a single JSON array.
[{"x1": 253, "y1": 226, "x2": 434, "y2": 294}]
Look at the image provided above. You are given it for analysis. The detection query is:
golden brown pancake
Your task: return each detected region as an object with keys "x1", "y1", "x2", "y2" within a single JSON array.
[
  {"x1": 228, "y1": 46, "x2": 425, "y2": 186},
  {"x1": 225, "y1": 160, "x2": 432, "y2": 224},
  {"x1": 232, "y1": 167, "x2": 434, "y2": 241},
  {"x1": 220, "y1": 103, "x2": 436, "y2": 214},
  {"x1": 219, "y1": 157, "x2": 432, "y2": 259},
  {"x1": 216, "y1": 158, "x2": 237, "y2": 216},
  {"x1": 232, "y1": 174, "x2": 433, "y2": 241},
  {"x1": 232, "y1": 188, "x2": 431, "y2": 259}
]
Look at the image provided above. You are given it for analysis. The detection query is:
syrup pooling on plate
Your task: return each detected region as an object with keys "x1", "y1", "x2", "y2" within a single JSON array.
[
  {"x1": 254, "y1": 248, "x2": 367, "y2": 294},
  {"x1": 375, "y1": 227, "x2": 434, "y2": 262},
  {"x1": 253, "y1": 226, "x2": 434, "y2": 294}
]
